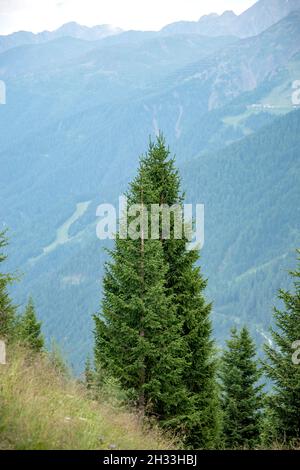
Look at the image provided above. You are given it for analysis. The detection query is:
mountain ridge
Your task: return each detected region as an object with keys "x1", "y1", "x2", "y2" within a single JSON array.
[
  {"x1": 162, "y1": 0, "x2": 300, "y2": 37},
  {"x1": 0, "y1": 22, "x2": 123, "y2": 54},
  {"x1": 1, "y1": 0, "x2": 300, "y2": 56}
]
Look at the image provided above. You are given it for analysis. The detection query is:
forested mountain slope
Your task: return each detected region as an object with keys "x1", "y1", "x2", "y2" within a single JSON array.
[{"x1": 182, "y1": 109, "x2": 300, "y2": 347}]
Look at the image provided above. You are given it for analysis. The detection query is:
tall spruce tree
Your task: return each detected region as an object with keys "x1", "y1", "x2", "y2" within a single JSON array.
[
  {"x1": 129, "y1": 135, "x2": 220, "y2": 448},
  {"x1": 263, "y1": 250, "x2": 300, "y2": 446},
  {"x1": 221, "y1": 327, "x2": 263, "y2": 449},
  {"x1": 94, "y1": 135, "x2": 220, "y2": 447},
  {"x1": 94, "y1": 165, "x2": 188, "y2": 424},
  {"x1": 19, "y1": 297, "x2": 44, "y2": 352},
  {"x1": 0, "y1": 230, "x2": 16, "y2": 339}
]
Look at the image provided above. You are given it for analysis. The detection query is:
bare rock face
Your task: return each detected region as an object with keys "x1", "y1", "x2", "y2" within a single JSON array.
[{"x1": 0, "y1": 340, "x2": 6, "y2": 365}]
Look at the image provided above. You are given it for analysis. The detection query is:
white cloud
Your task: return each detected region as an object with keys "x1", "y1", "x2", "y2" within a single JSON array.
[{"x1": 0, "y1": 0, "x2": 257, "y2": 35}]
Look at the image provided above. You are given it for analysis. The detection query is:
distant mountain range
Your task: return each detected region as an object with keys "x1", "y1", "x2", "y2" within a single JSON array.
[
  {"x1": 0, "y1": 22, "x2": 123, "y2": 54},
  {"x1": 1, "y1": 0, "x2": 300, "y2": 56},
  {"x1": 0, "y1": 0, "x2": 299, "y2": 370},
  {"x1": 162, "y1": 0, "x2": 300, "y2": 37}
]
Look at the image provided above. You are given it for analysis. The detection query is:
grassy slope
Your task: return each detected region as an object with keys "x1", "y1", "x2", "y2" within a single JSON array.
[{"x1": 0, "y1": 346, "x2": 174, "y2": 450}]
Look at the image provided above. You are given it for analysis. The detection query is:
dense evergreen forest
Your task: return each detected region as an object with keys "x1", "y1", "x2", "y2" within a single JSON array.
[{"x1": 1, "y1": 136, "x2": 299, "y2": 449}]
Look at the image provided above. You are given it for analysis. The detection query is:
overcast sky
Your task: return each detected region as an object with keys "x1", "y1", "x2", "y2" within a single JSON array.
[{"x1": 0, "y1": 0, "x2": 257, "y2": 35}]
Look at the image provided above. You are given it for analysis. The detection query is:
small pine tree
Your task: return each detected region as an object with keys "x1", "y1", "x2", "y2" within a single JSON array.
[
  {"x1": 19, "y1": 297, "x2": 44, "y2": 352},
  {"x1": 84, "y1": 355, "x2": 94, "y2": 389},
  {"x1": 49, "y1": 339, "x2": 69, "y2": 376},
  {"x1": 221, "y1": 327, "x2": 263, "y2": 449},
  {"x1": 263, "y1": 250, "x2": 300, "y2": 447},
  {"x1": 0, "y1": 230, "x2": 16, "y2": 339}
]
